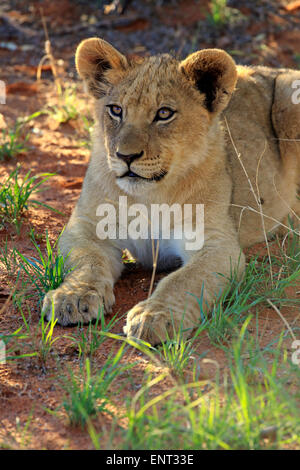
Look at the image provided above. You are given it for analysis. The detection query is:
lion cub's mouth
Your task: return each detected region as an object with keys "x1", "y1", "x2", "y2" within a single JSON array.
[{"x1": 119, "y1": 170, "x2": 167, "y2": 182}]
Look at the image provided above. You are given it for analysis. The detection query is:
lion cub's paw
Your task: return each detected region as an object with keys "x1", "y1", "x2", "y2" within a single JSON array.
[
  {"x1": 124, "y1": 300, "x2": 181, "y2": 346},
  {"x1": 42, "y1": 281, "x2": 115, "y2": 325}
]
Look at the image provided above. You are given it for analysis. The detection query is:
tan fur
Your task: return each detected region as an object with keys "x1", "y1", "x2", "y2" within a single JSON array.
[{"x1": 42, "y1": 38, "x2": 300, "y2": 345}]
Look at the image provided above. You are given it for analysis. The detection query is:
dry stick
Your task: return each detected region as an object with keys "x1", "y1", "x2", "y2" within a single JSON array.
[
  {"x1": 207, "y1": 125, "x2": 300, "y2": 238},
  {"x1": 203, "y1": 195, "x2": 300, "y2": 236},
  {"x1": 110, "y1": 195, "x2": 160, "y2": 299},
  {"x1": 125, "y1": 237, "x2": 165, "y2": 366},
  {"x1": 224, "y1": 117, "x2": 259, "y2": 205},
  {"x1": 124, "y1": 222, "x2": 184, "y2": 389},
  {"x1": 103, "y1": 197, "x2": 162, "y2": 347},
  {"x1": 229, "y1": 202, "x2": 299, "y2": 236},
  {"x1": 223, "y1": 124, "x2": 299, "y2": 279},
  {"x1": 224, "y1": 117, "x2": 275, "y2": 284},
  {"x1": 255, "y1": 139, "x2": 274, "y2": 285},
  {"x1": 125, "y1": 236, "x2": 185, "y2": 390},
  {"x1": 237, "y1": 205, "x2": 248, "y2": 236},
  {"x1": 37, "y1": 8, "x2": 62, "y2": 98},
  {"x1": 128, "y1": 239, "x2": 159, "y2": 348},
  {"x1": 273, "y1": 138, "x2": 300, "y2": 142},
  {"x1": 266, "y1": 299, "x2": 296, "y2": 341},
  {"x1": 225, "y1": 117, "x2": 300, "y2": 307},
  {"x1": 148, "y1": 239, "x2": 159, "y2": 299},
  {"x1": 135, "y1": 238, "x2": 159, "y2": 342},
  {"x1": 205, "y1": 196, "x2": 300, "y2": 288}
]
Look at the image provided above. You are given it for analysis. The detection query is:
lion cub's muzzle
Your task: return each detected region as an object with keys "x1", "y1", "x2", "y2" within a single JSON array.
[
  {"x1": 116, "y1": 150, "x2": 167, "y2": 181},
  {"x1": 116, "y1": 150, "x2": 144, "y2": 164}
]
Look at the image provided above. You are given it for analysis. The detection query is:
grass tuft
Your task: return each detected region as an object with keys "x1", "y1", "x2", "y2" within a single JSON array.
[
  {"x1": 0, "y1": 165, "x2": 59, "y2": 233},
  {"x1": 70, "y1": 310, "x2": 121, "y2": 359},
  {"x1": 0, "y1": 112, "x2": 42, "y2": 160},
  {"x1": 17, "y1": 229, "x2": 72, "y2": 301},
  {"x1": 61, "y1": 346, "x2": 132, "y2": 428}
]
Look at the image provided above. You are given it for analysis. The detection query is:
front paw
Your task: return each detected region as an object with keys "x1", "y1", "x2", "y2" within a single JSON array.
[
  {"x1": 42, "y1": 280, "x2": 115, "y2": 326},
  {"x1": 124, "y1": 300, "x2": 183, "y2": 346}
]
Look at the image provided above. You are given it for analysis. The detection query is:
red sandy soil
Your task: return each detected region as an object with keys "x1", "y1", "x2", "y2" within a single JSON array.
[{"x1": 0, "y1": 1, "x2": 299, "y2": 450}]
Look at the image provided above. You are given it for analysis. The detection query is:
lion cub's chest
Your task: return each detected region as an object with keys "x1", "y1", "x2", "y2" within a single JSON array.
[{"x1": 119, "y1": 237, "x2": 188, "y2": 271}]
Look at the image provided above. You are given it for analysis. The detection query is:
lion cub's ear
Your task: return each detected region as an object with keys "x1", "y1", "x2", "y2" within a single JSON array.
[
  {"x1": 180, "y1": 49, "x2": 237, "y2": 113},
  {"x1": 75, "y1": 37, "x2": 128, "y2": 98}
]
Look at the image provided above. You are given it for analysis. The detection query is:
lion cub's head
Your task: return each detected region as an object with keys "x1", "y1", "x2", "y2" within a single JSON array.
[{"x1": 76, "y1": 38, "x2": 237, "y2": 195}]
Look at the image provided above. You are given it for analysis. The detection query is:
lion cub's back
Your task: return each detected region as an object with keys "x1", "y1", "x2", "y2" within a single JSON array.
[{"x1": 224, "y1": 65, "x2": 300, "y2": 247}]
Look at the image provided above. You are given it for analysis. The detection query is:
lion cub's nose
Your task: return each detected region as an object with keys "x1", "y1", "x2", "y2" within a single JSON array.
[{"x1": 116, "y1": 150, "x2": 144, "y2": 165}]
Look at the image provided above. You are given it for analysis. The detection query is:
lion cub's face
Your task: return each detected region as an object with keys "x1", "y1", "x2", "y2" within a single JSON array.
[
  {"x1": 102, "y1": 56, "x2": 211, "y2": 195},
  {"x1": 76, "y1": 38, "x2": 237, "y2": 195}
]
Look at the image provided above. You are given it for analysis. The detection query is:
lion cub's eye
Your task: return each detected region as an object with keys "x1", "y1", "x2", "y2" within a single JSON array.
[
  {"x1": 107, "y1": 105, "x2": 123, "y2": 119},
  {"x1": 154, "y1": 107, "x2": 175, "y2": 122}
]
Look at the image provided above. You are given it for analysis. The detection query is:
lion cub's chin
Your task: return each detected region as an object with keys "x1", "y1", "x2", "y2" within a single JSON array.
[{"x1": 116, "y1": 176, "x2": 156, "y2": 195}]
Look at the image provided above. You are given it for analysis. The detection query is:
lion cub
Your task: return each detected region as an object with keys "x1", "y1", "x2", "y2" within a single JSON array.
[{"x1": 42, "y1": 38, "x2": 300, "y2": 345}]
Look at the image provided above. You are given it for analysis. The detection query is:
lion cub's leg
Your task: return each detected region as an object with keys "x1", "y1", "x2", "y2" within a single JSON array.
[
  {"x1": 125, "y1": 225, "x2": 245, "y2": 345},
  {"x1": 42, "y1": 227, "x2": 123, "y2": 325}
]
